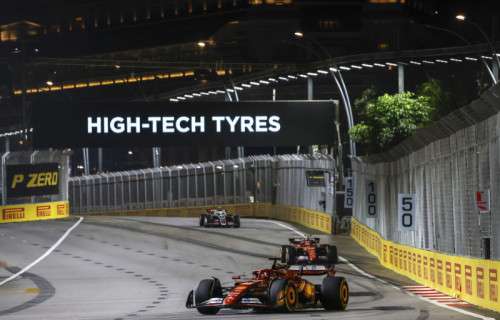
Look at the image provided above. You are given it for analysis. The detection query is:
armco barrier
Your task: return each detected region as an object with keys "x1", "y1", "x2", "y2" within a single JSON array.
[
  {"x1": 82, "y1": 203, "x2": 332, "y2": 234},
  {"x1": 0, "y1": 201, "x2": 70, "y2": 224},
  {"x1": 351, "y1": 218, "x2": 500, "y2": 312}
]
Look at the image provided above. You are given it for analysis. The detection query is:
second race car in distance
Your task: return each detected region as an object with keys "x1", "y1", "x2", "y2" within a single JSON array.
[
  {"x1": 281, "y1": 236, "x2": 338, "y2": 265},
  {"x1": 199, "y1": 208, "x2": 241, "y2": 228}
]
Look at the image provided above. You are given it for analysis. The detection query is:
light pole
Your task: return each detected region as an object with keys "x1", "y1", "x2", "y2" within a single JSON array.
[
  {"x1": 456, "y1": 14, "x2": 500, "y2": 71},
  {"x1": 292, "y1": 31, "x2": 357, "y2": 158},
  {"x1": 423, "y1": 23, "x2": 497, "y2": 84}
]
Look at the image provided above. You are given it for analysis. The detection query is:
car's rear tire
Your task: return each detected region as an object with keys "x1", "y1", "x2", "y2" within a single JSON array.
[
  {"x1": 280, "y1": 245, "x2": 296, "y2": 265},
  {"x1": 320, "y1": 276, "x2": 349, "y2": 311},
  {"x1": 269, "y1": 279, "x2": 297, "y2": 312},
  {"x1": 325, "y1": 245, "x2": 338, "y2": 264},
  {"x1": 233, "y1": 215, "x2": 241, "y2": 228},
  {"x1": 195, "y1": 278, "x2": 222, "y2": 315}
]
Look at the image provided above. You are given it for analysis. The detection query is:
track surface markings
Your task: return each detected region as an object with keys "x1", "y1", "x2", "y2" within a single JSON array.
[
  {"x1": 403, "y1": 285, "x2": 473, "y2": 308},
  {"x1": 0, "y1": 217, "x2": 84, "y2": 287}
]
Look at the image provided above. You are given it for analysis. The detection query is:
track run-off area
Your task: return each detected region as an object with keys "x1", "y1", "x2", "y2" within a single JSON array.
[{"x1": 0, "y1": 216, "x2": 495, "y2": 320}]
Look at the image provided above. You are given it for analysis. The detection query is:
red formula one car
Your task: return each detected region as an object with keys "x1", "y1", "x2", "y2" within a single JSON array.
[
  {"x1": 186, "y1": 259, "x2": 349, "y2": 315},
  {"x1": 199, "y1": 208, "x2": 240, "y2": 228},
  {"x1": 281, "y1": 237, "x2": 338, "y2": 265}
]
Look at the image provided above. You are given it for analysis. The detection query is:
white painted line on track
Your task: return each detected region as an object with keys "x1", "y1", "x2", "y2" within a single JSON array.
[
  {"x1": 268, "y1": 218, "x2": 495, "y2": 320},
  {"x1": 0, "y1": 216, "x2": 84, "y2": 287},
  {"x1": 266, "y1": 220, "x2": 306, "y2": 238}
]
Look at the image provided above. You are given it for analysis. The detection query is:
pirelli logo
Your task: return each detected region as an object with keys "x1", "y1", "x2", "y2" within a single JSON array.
[
  {"x1": 2, "y1": 207, "x2": 25, "y2": 220},
  {"x1": 57, "y1": 204, "x2": 66, "y2": 216},
  {"x1": 36, "y1": 205, "x2": 51, "y2": 217},
  {"x1": 0, "y1": 201, "x2": 69, "y2": 224},
  {"x1": 477, "y1": 267, "x2": 485, "y2": 299},
  {"x1": 454, "y1": 263, "x2": 462, "y2": 292},
  {"x1": 465, "y1": 265, "x2": 472, "y2": 295},
  {"x1": 490, "y1": 269, "x2": 498, "y2": 302}
]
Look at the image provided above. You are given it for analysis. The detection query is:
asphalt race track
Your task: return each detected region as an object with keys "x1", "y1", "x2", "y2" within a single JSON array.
[{"x1": 0, "y1": 217, "x2": 486, "y2": 320}]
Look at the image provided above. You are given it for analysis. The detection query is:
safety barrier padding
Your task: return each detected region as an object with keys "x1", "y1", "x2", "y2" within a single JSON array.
[
  {"x1": 351, "y1": 218, "x2": 500, "y2": 312},
  {"x1": 269, "y1": 204, "x2": 332, "y2": 234},
  {"x1": 0, "y1": 201, "x2": 70, "y2": 224},
  {"x1": 82, "y1": 203, "x2": 332, "y2": 234}
]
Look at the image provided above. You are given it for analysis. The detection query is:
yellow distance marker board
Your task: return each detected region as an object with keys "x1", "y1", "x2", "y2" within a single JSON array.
[{"x1": 0, "y1": 201, "x2": 69, "y2": 224}]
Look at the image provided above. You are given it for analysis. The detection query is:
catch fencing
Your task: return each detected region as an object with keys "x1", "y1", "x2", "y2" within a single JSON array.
[
  {"x1": 69, "y1": 154, "x2": 335, "y2": 218},
  {"x1": 352, "y1": 83, "x2": 500, "y2": 260}
]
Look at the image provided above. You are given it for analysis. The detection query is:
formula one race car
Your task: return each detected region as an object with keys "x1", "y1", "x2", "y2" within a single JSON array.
[
  {"x1": 199, "y1": 208, "x2": 240, "y2": 228},
  {"x1": 281, "y1": 237, "x2": 338, "y2": 265},
  {"x1": 186, "y1": 259, "x2": 349, "y2": 315}
]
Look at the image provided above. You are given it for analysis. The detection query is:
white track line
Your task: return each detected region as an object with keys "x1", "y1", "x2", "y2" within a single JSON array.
[
  {"x1": 0, "y1": 216, "x2": 84, "y2": 287},
  {"x1": 267, "y1": 220, "x2": 306, "y2": 238},
  {"x1": 269, "y1": 219, "x2": 495, "y2": 320}
]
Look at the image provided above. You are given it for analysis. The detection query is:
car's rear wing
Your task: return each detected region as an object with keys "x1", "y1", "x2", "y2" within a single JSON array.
[{"x1": 288, "y1": 237, "x2": 321, "y2": 244}]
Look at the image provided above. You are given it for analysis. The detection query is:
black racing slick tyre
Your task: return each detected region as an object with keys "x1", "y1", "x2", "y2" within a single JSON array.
[
  {"x1": 280, "y1": 245, "x2": 296, "y2": 265},
  {"x1": 320, "y1": 276, "x2": 349, "y2": 311},
  {"x1": 195, "y1": 278, "x2": 222, "y2": 315},
  {"x1": 200, "y1": 215, "x2": 209, "y2": 228},
  {"x1": 233, "y1": 215, "x2": 241, "y2": 228},
  {"x1": 269, "y1": 279, "x2": 298, "y2": 312},
  {"x1": 325, "y1": 245, "x2": 338, "y2": 264}
]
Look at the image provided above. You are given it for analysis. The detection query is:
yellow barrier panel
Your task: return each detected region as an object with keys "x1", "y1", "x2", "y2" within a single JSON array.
[
  {"x1": 269, "y1": 204, "x2": 332, "y2": 234},
  {"x1": 0, "y1": 201, "x2": 69, "y2": 224},
  {"x1": 351, "y1": 218, "x2": 500, "y2": 312}
]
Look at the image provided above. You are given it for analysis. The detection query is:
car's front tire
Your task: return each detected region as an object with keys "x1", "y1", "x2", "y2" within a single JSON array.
[{"x1": 195, "y1": 278, "x2": 222, "y2": 315}]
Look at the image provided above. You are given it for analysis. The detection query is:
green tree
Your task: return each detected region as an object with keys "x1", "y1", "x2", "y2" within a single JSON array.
[
  {"x1": 417, "y1": 78, "x2": 452, "y2": 117},
  {"x1": 349, "y1": 91, "x2": 434, "y2": 154}
]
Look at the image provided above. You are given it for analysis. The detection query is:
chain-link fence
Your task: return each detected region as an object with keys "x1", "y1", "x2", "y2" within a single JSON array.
[
  {"x1": 69, "y1": 154, "x2": 335, "y2": 215},
  {"x1": 1, "y1": 150, "x2": 70, "y2": 205},
  {"x1": 353, "y1": 83, "x2": 500, "y2": 260}
]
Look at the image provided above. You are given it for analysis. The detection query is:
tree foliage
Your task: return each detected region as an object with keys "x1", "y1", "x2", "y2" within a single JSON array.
[
  {"x1": 349, "y1": 88, "x2": 435, "y2": 154},
  {"x1": 416, "y1": 78, "x2": 452, "y2": 117}
]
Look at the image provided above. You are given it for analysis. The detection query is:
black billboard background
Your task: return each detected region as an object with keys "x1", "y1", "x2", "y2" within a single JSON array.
[
  {"x1": 32, "y1": 101, "x2": 335, "y2": 148},
  {"x1": 6, "y1": 163, "x2": 60, "y2": 198}
]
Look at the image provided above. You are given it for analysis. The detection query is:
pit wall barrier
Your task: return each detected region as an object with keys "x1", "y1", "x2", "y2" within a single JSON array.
[
  {"x1": 351, "y1": 218, "x2": 500, "y2": 312},
  {"x1": 82, "y1": 202, "x2": 332, "y2": 234},
  {"x1": 0, "y1": 201, "x2": 70, "y2": 224}
]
